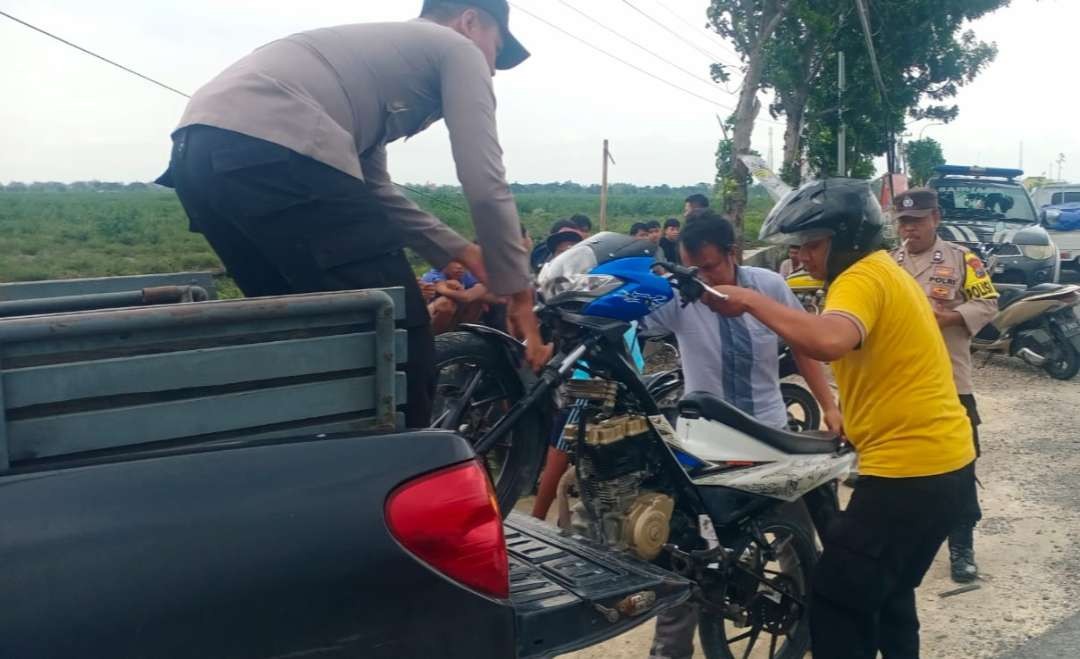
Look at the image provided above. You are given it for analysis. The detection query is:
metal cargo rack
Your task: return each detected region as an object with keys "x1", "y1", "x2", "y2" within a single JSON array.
[{"x1": 0, "y1": 288, "x2": 407, "y2": 471}]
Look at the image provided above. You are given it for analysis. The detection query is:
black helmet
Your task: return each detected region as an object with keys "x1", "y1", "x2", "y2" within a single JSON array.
[{"x1": 759, "y1": 178, "x2": 884, "y2": 281}]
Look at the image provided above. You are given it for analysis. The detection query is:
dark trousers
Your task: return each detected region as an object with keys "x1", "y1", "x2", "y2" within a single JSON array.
[
  {"x1": 163, "y1": 125, "x2": 433, "y2": 427},
  {"x1": 809, "y1": 462, "x2": 978, "y2": 659},
  {"x1": 951, "y1": 395, "x2": 983, "y2": 551}
]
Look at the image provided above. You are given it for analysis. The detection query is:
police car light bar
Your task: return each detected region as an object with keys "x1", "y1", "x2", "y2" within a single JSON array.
[{"x1": 933, "y1": 165, "x2": 1024, "y2": 180}]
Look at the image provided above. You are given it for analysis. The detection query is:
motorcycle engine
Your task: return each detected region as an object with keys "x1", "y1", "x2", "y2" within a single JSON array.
[{"x1": 563, "y1": 380, "x2": 674, "y2": 561}]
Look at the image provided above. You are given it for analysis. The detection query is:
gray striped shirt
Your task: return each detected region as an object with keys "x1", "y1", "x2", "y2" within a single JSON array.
[{"x1": 646, "y1": 266, "x2": 802, "y2": 429}]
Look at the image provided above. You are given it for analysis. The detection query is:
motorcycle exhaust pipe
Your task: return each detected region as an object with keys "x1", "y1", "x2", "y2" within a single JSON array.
[{"x1": 1017, "y1": 347, "x2": 1047, "y2": 366}]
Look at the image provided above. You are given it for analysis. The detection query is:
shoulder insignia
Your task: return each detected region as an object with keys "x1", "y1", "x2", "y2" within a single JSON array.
[
  {"x1": 967, "y1": 254, "x2": 988, "y2": 279},
  {"x1": 932, "y1": 249, "x2": 944, "y2": 264}
]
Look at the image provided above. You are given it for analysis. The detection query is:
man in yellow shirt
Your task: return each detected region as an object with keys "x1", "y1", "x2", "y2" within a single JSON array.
[{"x1": 702, "y1": 179, "x2": 977, "y2": 658}]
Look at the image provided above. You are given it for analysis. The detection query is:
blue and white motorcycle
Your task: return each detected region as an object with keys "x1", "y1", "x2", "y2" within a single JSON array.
[{"x1": 433, "y1": 232, "x2": 853, "y2": 658}]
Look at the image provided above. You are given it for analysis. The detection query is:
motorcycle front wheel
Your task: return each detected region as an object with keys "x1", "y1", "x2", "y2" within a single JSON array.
[
  {"x1": 431, "y1": 331, "x2": 547, "y2": 517},
  {"x1": 1043, "y1": 337, "x2": 1080, "y2": 380},
  {"x1": 698, "y1": 502, "x2": 817, "y2": 659}
]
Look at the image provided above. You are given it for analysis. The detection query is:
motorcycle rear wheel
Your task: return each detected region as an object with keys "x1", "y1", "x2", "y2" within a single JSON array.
[
  {"x1": 432, "y1": 331, "x2": 546, "y2": 517},
  {"x1": 698, "y1": 501, "x2": 817, "y2": 659},
  {"x1": 781, "y1": 383, "x2": 821, "y2": 432},
  {"x1": 1043, "y1": 337, "x2": 1080, "y2": 380}
]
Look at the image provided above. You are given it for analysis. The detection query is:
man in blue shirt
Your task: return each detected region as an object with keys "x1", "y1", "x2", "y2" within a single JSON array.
[
  {"x1": 647, "y1": 211, "x2": 841, "y2": 659},
  {"x1": 421, "y1": 261, "x2": 492, "y2": 334}
]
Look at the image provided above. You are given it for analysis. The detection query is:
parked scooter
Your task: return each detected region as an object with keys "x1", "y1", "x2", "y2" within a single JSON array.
[
  {"x1": 961, "y1": 240, "x2": 1080, "y2": 380},
  {"x1": 974, "y1": 281, "x2": 1080, "y2": 380}
]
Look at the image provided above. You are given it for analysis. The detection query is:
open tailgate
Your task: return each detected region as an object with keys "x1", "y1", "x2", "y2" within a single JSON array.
[{"x1": 504, "y1": 512, "x2": 692, "y2": 658}]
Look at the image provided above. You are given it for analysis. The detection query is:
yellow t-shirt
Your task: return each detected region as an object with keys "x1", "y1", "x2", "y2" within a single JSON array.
[{"x1": 824, "y1": 250, "x2": 975, "y2": 478}]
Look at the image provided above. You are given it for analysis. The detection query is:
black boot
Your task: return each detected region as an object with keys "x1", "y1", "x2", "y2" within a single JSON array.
[{"x1": 948, "y1": 524, "x2": 978, "y2": 583}]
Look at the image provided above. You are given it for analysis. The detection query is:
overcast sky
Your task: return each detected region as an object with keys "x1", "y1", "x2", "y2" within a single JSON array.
[{"x1": 0, "y1": 0, "x2": 1075, "y2": 185}]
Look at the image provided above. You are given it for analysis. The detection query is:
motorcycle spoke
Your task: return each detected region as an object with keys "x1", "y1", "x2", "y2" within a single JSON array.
[
  {"x1": 470, "y1": 394, "x2": 506, "y2": 408},
  {"x1": 741, "y1": 627, "x2": 761, "y2": 659},
  {"x1": 726, "y1": 628, "x2": 754, "y2": 644}
]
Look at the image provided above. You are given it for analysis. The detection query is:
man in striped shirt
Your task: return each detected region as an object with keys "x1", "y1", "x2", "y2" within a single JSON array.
[{"x1": 645, "y1": 211, "x2": 841, "y2": 659}]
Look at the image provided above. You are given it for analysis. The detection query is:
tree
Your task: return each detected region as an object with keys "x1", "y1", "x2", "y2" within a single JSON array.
[
  {"x1": 904, "y1": 138, "x2": 946, "y2": 186},
  {"x1": 800, "y1": 0, "x2": 1004, "y2": 178},
  {"x1": 759, "y1": 0, "x2": 843, "y2": 185},
  {"x1": 708, "y1": 0, "x2": 793, "y2": 250},
  {"x1": 1023, "y1": 176, "x2": 1051, "y2": 192}
]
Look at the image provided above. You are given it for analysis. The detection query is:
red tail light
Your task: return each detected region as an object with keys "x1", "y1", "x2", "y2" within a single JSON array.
[{"x1": 385, "y1": 460, "x2": 508, "y2": 599}]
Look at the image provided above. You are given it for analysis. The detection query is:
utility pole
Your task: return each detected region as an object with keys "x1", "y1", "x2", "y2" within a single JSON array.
[
  {"x1": 1019, "y1": 141, "x2": 1024, "y2": 170},
  {"x1": 599, "y1": 140, "x2": 615, "y2": 231},
  {"x1": 837, "y1": 51, "x2": 846, "y2": 177},
  {"x1": 1058, "y1": 153, "x2": 1066, "y2": 181}
]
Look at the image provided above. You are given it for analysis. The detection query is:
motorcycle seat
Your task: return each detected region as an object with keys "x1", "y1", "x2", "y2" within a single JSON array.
[
  {"x1": 998, "y1": 283, "x2": 1064, "y2": 310},
  {"x1": 678, "y1": 391, "x2": 840, "y2": 455}
]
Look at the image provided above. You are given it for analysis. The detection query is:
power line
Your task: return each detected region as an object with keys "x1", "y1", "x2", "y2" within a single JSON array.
[
  {"x1": 621, "y1": 0, "x2": 736, "y2": 67},
  {"x1": 853, "y1": 0, "x2": 888, "y2": 102},
  {"x1": 0, "y1": 10, "x2": 471, "y2": 212},
  {"x1": 0, "y1": 9, "x2": 192, "y2": 99},
  {"x1": 555, "y1": 0, "x2": 735, "y2": 97},
  {"x1": 853, "y1": 0, "x2": 896, "y2": 179},
  {"x1": 398, "y1": 184, "x2": 471, "y2": 214},
  {"x1": 510, "y1": 2, "x2": 739, "y2": 114},
  {"x1": 650, "y1": 0, "x2": 742, "y2": 62}
]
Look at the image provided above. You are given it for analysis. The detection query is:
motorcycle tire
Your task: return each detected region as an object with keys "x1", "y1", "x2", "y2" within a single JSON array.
[
  {"x1": 699, "y1": 501, "x2": 817, "y2": 659},
  {"x1": 1043, "y1": 337, "x2": 1080, "y2": 380},
  {"x1": 781, "y1": 382, "x2": 821, "y2": 432},
  {"x1": 432, "y1": 331, "x2": 547, "y2": 517}
]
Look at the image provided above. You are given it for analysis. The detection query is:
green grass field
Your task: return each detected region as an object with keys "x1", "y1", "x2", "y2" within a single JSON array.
[{"x1": 0, "y1": 187, "x2": 771, "y2": 293}]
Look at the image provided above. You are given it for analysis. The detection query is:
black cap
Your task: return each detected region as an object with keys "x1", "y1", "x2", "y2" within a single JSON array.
[
  {"x1": 891, "y1": 188, "x2": 939, "y2": 220},
  {"x1": 546, "y1": 228, "x2": 583, "y2": 253},
  {"x1": 422, "y1": 0, "x2": 530, "y2": 70}
]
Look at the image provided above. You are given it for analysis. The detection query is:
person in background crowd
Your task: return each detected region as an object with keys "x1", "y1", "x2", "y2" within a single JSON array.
[
  {"x1": 569, "y1": 213, "x2": 593, "y2": 237},
  {"x1": 778, "y1": 245, "x2": 803, "y2": 277},
  {"x1": 422, "y1": 260, "x2": 496, "y2": 334},
  {"x1": 683, "y1": 193, "x2": 710, "y2": 218},
  {"x1": 645, "y1": 220, "x2": 662, "y2": 244},
  {"x1": 890, "y1": 188, "x2": 998, "y2": 584},
  {"x1": 659, "y1": 218, "x2": 681, "y2": 264},
  {"x1": 546, "y1": 227, "x2": 584, "y2": 258},
  {"x1": 630, "y1": 222, "x2": 650, "y2": 240},
  {"x1": 531, "y1": 218, "x2": 579, "y2": 272}
]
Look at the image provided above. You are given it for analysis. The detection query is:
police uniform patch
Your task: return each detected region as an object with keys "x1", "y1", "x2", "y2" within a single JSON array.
[
  {"x1": 934, "y1": 266, "x2": 955, "y2": 278},
  {"x1": 932, "y1": 250, "x2": 944, "y2": 264},
  {"x1": 967, "y1": 255, "x2": 987, "y2": 279},
  {"x1": 930, "y1": 285, "x2": 952, "y2": 300}
]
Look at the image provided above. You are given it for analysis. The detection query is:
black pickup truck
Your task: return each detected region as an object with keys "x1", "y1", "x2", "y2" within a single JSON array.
[{"x1": 0, "y1": 276, "x2": 689, "y2": 659}]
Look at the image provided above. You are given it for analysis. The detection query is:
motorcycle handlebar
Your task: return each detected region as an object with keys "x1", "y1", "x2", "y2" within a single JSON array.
[{"x1": 652, "y1": 261, "x2": 729, "y2": 306}]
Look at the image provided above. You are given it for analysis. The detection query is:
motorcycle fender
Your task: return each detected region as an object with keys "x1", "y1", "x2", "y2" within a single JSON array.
[
  {"x1": 692, "y1": 453, "x2": 856, "y2": 502},
  {"x1": 458, "y1": 323, "x2": 538, "y2": 388}
]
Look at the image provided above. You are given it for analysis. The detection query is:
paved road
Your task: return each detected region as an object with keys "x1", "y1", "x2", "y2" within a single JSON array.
[{"x1": 999, "y1": 611, "x2": 1080, "y2": 657}]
